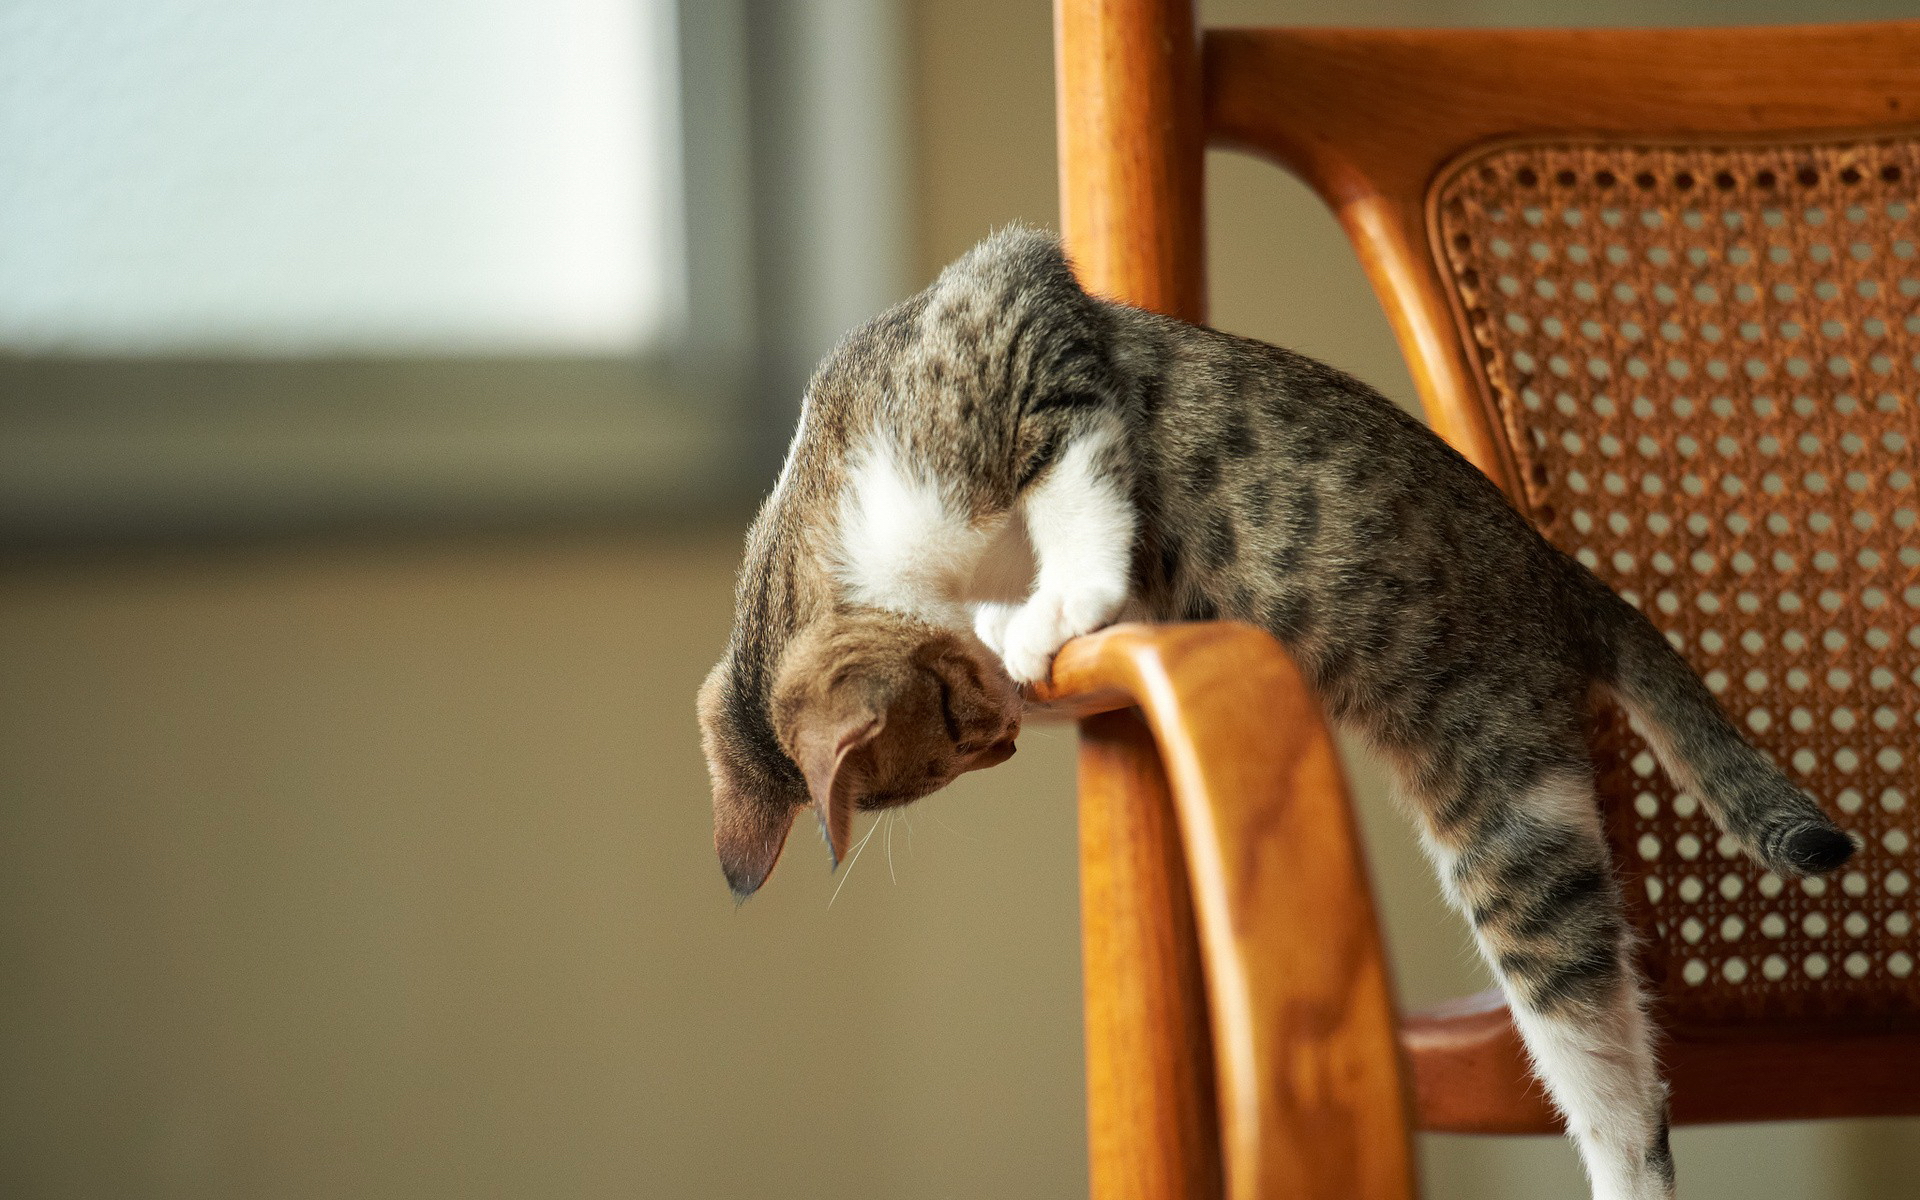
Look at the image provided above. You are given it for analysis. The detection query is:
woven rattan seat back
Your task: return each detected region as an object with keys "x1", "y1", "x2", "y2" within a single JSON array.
[
  {"x1": 1203, "y1": 23, "x2": 1920, "y2": 1046},
  {"x1": 1433, "y1": 139, "x2": 1920, "y2": 1033}
]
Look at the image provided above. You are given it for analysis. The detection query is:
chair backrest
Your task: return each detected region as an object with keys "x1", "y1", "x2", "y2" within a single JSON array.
[
  {"x1": 1205, "y1": 19, "x2": 1920, "y2": 1043},
  {"x1": 1057, "y1": 0, "x2": 1920, "y2": 1150}
]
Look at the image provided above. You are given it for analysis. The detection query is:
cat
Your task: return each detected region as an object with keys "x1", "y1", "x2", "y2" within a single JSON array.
[{"x1": 697, "y1": 226, "x2": 1855, "y2": 1200}]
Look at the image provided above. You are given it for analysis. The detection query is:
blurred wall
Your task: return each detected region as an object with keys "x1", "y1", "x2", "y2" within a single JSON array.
[
  {"x1": 1, "y1": 534, "x2": 1092, "y2": 1199},
  {"x1": 4, "y1": 1, "x2": 1919, "y2": 1198}
]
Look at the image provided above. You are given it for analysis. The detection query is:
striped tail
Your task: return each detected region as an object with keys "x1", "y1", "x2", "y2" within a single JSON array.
[{"x1": 1590, "y1": 584, "x2": 1854, "y2": 877}]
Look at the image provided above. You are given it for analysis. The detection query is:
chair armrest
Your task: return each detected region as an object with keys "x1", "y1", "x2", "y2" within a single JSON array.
[{"x1": 1036, "y1": 622, "x2": 1416, "y2": 1200}]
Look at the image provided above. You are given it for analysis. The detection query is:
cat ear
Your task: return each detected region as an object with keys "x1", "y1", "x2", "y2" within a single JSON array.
[
  {"x1": 711, "y1": 764, "x2": 801, "y2": 900},
  {"x1": 792, "y1": 710, "x2": 885, "y2": 868}
]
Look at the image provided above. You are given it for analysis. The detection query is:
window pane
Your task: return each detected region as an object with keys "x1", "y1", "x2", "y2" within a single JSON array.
[{"x1": 0, "y1": 0, "x2": 680, "y2": 354}]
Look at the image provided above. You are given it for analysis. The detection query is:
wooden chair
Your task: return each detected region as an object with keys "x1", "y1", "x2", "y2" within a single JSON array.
[{"x1": 1044, "y1": 3, "x2": 1920, "y2": 1196}]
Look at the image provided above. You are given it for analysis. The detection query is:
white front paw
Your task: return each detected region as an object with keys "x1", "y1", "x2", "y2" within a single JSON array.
[
  {"x1": 972, "y1": 601, "x2": 1020, "y2": 659},
  {"x1": 998, "y1": 582, "x2": 1126, "y2": 684}
]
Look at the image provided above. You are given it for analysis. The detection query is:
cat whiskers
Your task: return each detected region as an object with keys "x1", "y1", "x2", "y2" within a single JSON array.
[
  {"x1": 828, "y1": 815, "x2": 885, "y2": 908},
  {"x1": 927, "y1": 808, "x2": 977, "y2": 843},
  {"x1": 885, "y1": 812, "x2": 898, "y2": 885}
]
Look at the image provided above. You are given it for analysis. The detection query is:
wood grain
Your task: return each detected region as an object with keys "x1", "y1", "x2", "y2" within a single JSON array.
[
  {"x1": 1054, "y1": 5, "x2": 1220, "y2": 1194},
  {"x1": 1402, "y1": 989, "x2": 1920, "y2": 1133},
  {"x1": 1047, "y1": 625, "x2": 1416, "y2": 1200},
  {"x1": 1055, "y1": 0, "x2": 1206, "y2": 321},
  {"x1": 1079, "y1": 710, "x2": 1223, "y2": 1200}
]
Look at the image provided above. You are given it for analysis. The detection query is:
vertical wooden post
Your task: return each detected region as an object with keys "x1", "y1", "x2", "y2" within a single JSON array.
[
  {"x1": 1054, "y1": 0, "x2": 1206, "y2": 322},
  {"x1": 1078, "y1": 711, "x2": 1223, "y2": 1200},
  {"x1": 1057, "y1": 2, "x2": 1212, "y2": 1196}
]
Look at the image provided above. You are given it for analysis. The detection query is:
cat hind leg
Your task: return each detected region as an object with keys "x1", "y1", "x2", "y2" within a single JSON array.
[{"x1": 1431, "y1": 771, "x2": 1674, "y2": 1200}]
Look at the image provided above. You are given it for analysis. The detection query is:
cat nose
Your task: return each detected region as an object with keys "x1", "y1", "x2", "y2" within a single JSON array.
[{"x1": 974, "y1": 736, "x2": 1017, "y2": 768}]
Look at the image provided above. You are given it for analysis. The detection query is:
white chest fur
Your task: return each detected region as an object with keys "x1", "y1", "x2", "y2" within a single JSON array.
[
  {"x1": 831, "y1": 438, "x2": 1014, "y2": 629},
  {"x1": 829, "y1": 419, "x2": 1137, "y2": 684}
]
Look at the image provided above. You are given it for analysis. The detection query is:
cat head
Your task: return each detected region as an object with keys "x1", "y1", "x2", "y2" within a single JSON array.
[{"x1": 699, "y1": 610, "x2": 1021, "y2": 898}]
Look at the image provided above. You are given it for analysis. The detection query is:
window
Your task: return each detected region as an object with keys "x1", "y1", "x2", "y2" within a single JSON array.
[
  {"x1": 0, "y1": 0, "x2": 909, "y2": 540},
  {"x1": 1, "y1": 0, "x2": 681, "y2": 354}
]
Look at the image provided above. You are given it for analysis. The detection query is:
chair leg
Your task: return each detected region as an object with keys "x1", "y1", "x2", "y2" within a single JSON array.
[{"x1": 1080, "y1": 708, "x2": 1223, "y2": 1200}]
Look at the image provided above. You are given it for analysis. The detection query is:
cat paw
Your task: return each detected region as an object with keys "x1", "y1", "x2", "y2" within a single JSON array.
[
  {"x1": 972, "y1": 601, "x2": 1020, "y2": 660},
  {"x1": 997, "y1": 582, "x2": 1126, "y2": 684}
]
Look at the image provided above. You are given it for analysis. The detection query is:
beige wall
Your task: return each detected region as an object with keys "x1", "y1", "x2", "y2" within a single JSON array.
[
  {"x1": 1, "y1": 536, "x2": 1093, "y2": 1199},
  {"x1": 4, "y1": 1, "x2": 1918, "y2": 1197}
]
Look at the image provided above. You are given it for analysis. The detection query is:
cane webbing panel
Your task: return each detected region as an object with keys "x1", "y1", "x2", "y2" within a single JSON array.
[{"x1": 1434, "y1": 138, "x2": 1920, "y2": 1031}]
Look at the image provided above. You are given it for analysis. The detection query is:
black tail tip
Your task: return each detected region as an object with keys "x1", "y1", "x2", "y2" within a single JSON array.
[{"x1": 1782, "y1": 823, "x2": 1855, "y2": 876}]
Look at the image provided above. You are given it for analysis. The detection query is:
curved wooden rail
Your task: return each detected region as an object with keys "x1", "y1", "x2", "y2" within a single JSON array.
[{"x1": 1037, "y1": 623, "x2": 1416, "y2": 1200}]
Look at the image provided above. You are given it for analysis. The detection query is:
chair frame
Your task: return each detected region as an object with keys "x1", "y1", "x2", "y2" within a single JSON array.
[{"x1": 1050, "y1": 3, "x2": 1920, "y2": 1198}]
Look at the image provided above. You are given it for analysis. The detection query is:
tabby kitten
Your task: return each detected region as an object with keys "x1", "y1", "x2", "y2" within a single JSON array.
[{"x1": 698, "y1": 227, "x2": 1854, "y2": 1200}]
